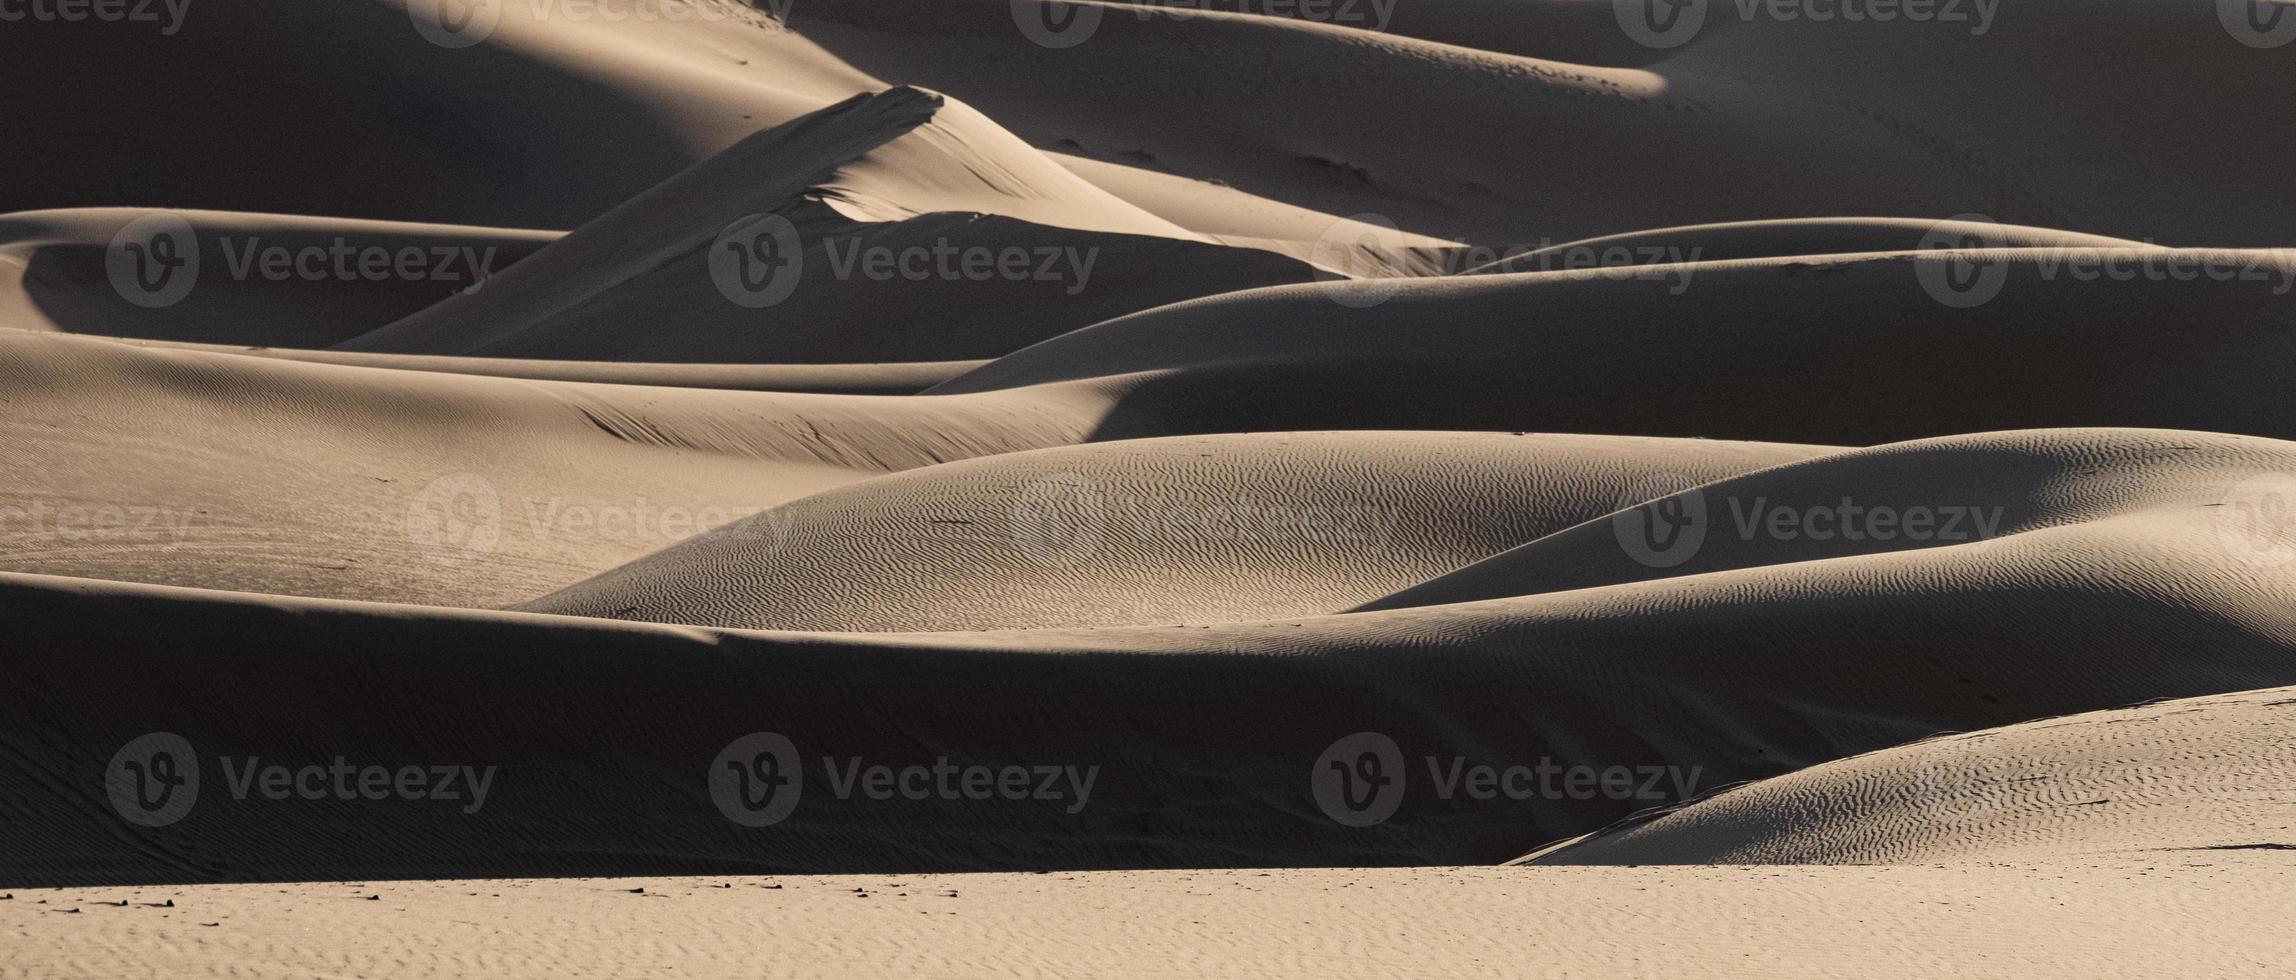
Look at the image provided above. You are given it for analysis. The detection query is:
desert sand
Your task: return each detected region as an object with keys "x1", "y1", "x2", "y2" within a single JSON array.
[{"x1": 4, "y1": 0, "x2": 2294, "y2": 975}]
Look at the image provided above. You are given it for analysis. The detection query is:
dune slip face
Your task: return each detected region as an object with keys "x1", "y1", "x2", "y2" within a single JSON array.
[{"x1": 7, "y1": 0, "x2": 2296, "y2": 974}]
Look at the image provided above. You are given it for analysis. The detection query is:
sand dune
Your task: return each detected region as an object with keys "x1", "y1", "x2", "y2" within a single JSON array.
[
  {"x1": 0, "y1": 208, "x2": 556, "y2": 346},
  {"x1": 1526, "y1": 685, "x2": 2296, "y2": 865},
  {"x1": 522, "y1": 431, "x2": 1826, "y2": 630},
  {"x1": 942, "y1": 248, "x2": 2296, "y2": 444},
  {"x1": 0, "y1": 0, "x2": 858, "y2": 228},
  {"x1": 337, "y1": 87, "x2": 1316, "y2": 363},
  {"x1": 0, "y1": 330, "x2": 1097, "y2": 605},
  {"x1": 10, "y1": 0, "x2": 2296, "y2": 970},
  {"x1": 794, "y1": 0, "x2": 2296, "y2": 245},
  {"x1": 1363, "y1": 428, "x2": 2296, "y2": 609},
  {"x1": 9, "y1": 424, "x2": 2296, "y2": 882}
]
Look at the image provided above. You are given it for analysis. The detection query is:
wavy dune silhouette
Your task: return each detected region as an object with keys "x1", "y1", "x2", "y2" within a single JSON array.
[{"x1": 5, "y1": 0, "x2": 2294, "y2": 975}]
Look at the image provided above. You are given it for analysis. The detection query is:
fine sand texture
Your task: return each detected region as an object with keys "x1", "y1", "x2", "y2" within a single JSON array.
[
  {"x1": 9, "y1": 859, "x2": 2292, "y2": 979},
  {"x1": 6, "y1": 0, "x2": 2296, "y2": 974}
]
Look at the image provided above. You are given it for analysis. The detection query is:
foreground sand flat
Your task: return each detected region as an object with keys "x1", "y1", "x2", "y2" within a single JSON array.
[{"x1": 8, "y1": 861, "x2": 2290, "y2": 979}]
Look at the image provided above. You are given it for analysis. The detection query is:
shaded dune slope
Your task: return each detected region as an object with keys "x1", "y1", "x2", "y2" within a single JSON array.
[
  {"x1": 940, "y1": 249, "x2": 2296, "y2": 445},
  {"x1": 0, "y1": 208, "x2": 556, "y2": 347},
  {"x1": 1362, "y1": 428, "x2": 2296, "y2": 610},
  {"x1": 14, "y1": 0, "x2": 2292, "y2": 252},
  {"x1": 794, "y1": 0, "x2": 2296, "y2": 244},
  {"x1": 0, "y1": 0, "x2": 860, "y2": 228},
  {"x1": 519, "y1": 431, "x2": 1827, "y2": 631},
  {"x1": 1525, "y1": 686, "x2": 2296, "y2": 865},
  {"x1": 6, "y1": 424, "x2": 2296, "y2": 883}
]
